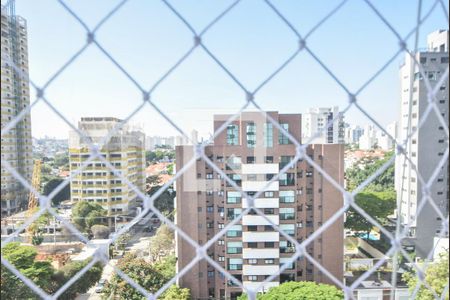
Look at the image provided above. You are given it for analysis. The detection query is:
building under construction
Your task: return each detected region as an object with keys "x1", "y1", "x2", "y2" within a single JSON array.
[{"x1": 1, "y1": 1, "x2": 33, "y2": 216}]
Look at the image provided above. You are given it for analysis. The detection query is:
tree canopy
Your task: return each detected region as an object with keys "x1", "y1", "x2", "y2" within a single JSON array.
[
  {"x1": 344, "y1": 151, "x2": 396, "y2": 237},
  {"x1": 72, "y1": 201, "x2": 107, "y2": 232},
  {"x1": 160, "y1": 285, "x2": 190, "y2": 300},
  {"x1": 1, "y1": 242, "x2": 103, "y2": 299},
  {"x1": 149, "y1": 224, "x2": 175, "y2": 263},
  {"x1": 146, "y1": 150, "x2": 175, "y2": 163},
  {"x1": 43, "y1": 178, "x2": 71, "y2": 206},
  {"x1": 403, "y1": 251, "x2": 449, "y2": 300},
  {"x1": 1, "y1": 242, "x2": 55, "y2": 299},
  {"x1": 53, "y1": 258, "x2": 103, "y2": 300},
  {"x1": 345, "y1": 151, "x2": 395, "y2": 192},
  {"x1": 101, "y1": 254, "x2": 185, "y2": 300},
  {"x1": 102, "y1": 253, "x2": 166, "y2": 299},
  {"x1": 146, "y1": 175, "x2": 175, "y2": 218},
  {"x1": 238, "y1": 281, "x2": 344, "y2": 300},
  {"x1": 91, "y1": 224, "x2": 110, "y2": 239},
  {"x1": 344, "y1": 190, "x2": 396, "y2": 237}
]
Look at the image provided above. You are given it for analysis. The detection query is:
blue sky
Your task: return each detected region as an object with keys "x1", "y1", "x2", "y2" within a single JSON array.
[{"x1": 10, "y1": 0, "x2": 450, "y2": 139}]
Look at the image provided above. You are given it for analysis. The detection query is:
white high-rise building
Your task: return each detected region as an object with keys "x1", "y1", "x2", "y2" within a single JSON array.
[
  {"x1": 377, "y1": 121, "x2": 398, "y2": 151},
  {"x1": 191, "y1": 129, "x2": 198, "y2": 145},
  {"x1": 1, "y1": 4, "x2": 33, "y2": 216},
  {"x1": 395, "y1": 30, "x2": 449, "y2": 258},
  {"x1": 358, "y1": 125, "x2": 377, "y2": 150},
  {"x1": 344, "y1": 125, "x2": 364, "y2": 144},
  {"x1": 301, "y1": 106, "x2": 344, "y2": 144},
  {"x1": 69, "y1": 117, "x2": 146, "y2": 219}
]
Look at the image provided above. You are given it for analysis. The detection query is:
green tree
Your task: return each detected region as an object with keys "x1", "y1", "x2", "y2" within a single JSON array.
[
  {"x1": 146, "y1": 175, "x2": 175, "y2": 218},
  {"x1": 53, "y1": 258, "x2": 103, "y2": 300},
  {"x1": 344, "y1": 191, "x2": 396, "y2": 239},
  {"x1": 149, "y1": 225, "x2": 174, "y2": 262},
  {"x1": 238, "y1": 281, "x2": 343, "y2": 300},
  {"x1": 154, "y1": 255, "x2": 177, "y2": 281},
  {"x1": 26, "y1": 210, "x2": 52, "y2": 245},
  {"x1": 101, "y1": 254, "x2": 166, "y2": 300},
  {"x1": 1, "y1": 242, "x2": 56, "y2": 299},
  {"x1": 52, "y1": 153, "x2": 69, "y2": 168},
  {"x1": 72, "y1": 201, "x2": 107, "y2": 232},
  {"x1": 91, "y1": 224, "x2": 110, "y2": 239},
  {"x1": 145, "y1": 150, "x2": 175, "y2": 163},
  {"x1": 345, "y1": 151, "x2": 395, "y2": 192},
  {"x1": 161, "y1": 285, "x2": 190, "y2": 300},
  {"x1": 403, "y1": 252, "x2": 449, "y2": 300},
  {"x1": 43, "y1": 178, "x2": 71, "y2": 206}
]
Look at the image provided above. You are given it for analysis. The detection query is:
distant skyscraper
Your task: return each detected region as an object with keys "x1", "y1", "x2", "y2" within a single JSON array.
[
  {"x1": 377, "y1": 121, "x2": 397, "y2": 151},
  {"x1": 191, "y1": 129, "x2": 199, "y2": 145},
  {"x1": 1, "y1": 3, "x2": 33, "y2": 216},
  {"x1": 176, "y1": 112, "x2": 344, "y2": 300},
  {"x1": 69, "y1": 117, "x2": 146, "y2": 220},
  {"x1": 395, "y1": 30, "x2": 449, "y2": 258},
  {"x1": 301, "y1": 106, "x2": 344, "y2": 144},
  {"x1": 344, "y1": 125, "x2": 364, "y2": 144},
  {"x1": 358, "y1": 125, "x2": 377, "y2": 150}
]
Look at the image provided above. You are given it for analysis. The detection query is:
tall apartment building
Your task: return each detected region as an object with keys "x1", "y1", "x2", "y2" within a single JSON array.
[
  {"x1": 176, "y1": 112, "x2": 344, "y2": 300},
  {"x1": 69, "y1": 117, "x2": 145, "y2": 219},
  {"x1": 377, "y1": 121, "x2": 398, "y2": 151},
  {"x1": 301, "y1": 106, "x2": 345, "y2": 144},
  {"x1": 1, "y1": 3, "x2": 33, "y2": 216},
  {"x1": 344, "y1": 125, "x2": 364, "y2": 144},
  {"x1": 359, "y1": 125, "x2": 378, "y2": 150},
  {"x1": 395, "y1": 30, "x2": 449, "y2": 258}
]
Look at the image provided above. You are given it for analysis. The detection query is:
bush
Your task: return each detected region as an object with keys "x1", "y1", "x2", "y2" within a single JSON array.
[{"x1": 91, "y1": 224, "x2": 110, "y2": 239}]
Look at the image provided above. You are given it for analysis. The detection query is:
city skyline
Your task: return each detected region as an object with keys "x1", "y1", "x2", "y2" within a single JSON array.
[
  {"x1": 9, "y1": 0, "x2": 449, "y2": 139},
  {"x1": 1, "y1": 1, "x2": 448, "y2": 299}
]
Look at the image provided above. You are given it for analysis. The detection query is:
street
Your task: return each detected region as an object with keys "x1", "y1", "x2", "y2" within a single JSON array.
[{"x1": 76, "y1": 226, "x2": 155, "y2": 299}]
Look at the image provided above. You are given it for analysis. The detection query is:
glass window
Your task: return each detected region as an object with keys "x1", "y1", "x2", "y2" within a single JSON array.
[
  {"x1": 246, "y1": 123, "x2": 256, "y2": 148},
  {"x1": 279, "y1": 123, "x2": 290, "y2": 144},
  {"x1": 227, "y1": 225, "x2": 242, "y2": 237},
  {"x1": 280, "y1": 224, "x2": 295, "y2": 236},
  {"x1": 246, "y1": 156, "x2": 255, "y2": 164},
  {"x1": 265, "y1": 191, "x2": 274, "y2": 197},
  {"x1": 264, "y1": 259, "x2": 274, "y2": 264},
  {"x1": 226, "y1": 156, "x2": 241, "y2": 170},
  {"x1": 227, "y1": 191, "x2": 242, "y2": 204},
  {"x1": 280, "y1": 258, "x2": 295, "y2": 269},
  {"x1": 247, "y1": 174, "x2": 257, "y2": 181},
  {"x1": 265, "y1": 156, "x2": 274, "y2": 163},
  {"x1": 264, "y1": 242, "x2": 275, "y2": 248},
  {"x1": 280, "y1": 240, "x2": 295, "y2": 253},
  {"x1": 280, "y1": 208, "x2": 295, "y2": 220},
  {"x1": 227, "y1": 208, "x2": 242, "y2": 220},
  {"x1": 247, "y1": 242, "x2": 258, "y2": 248},
  {"x1": 227, "y1": 242, "x2": 242, "y2": 254},
  {"x1": 247, "y1": 225, "x2": 258, "y2": 231},
  {"x1": 280, "y1": 156, "x2": 294, "y2": 169},
  {"x1": 228, "y1": 258, "x2": 243, "y2": 270},
  {"x1": 264, "y1": 208, "x2": 275, "y2": 215},
  {"x1": 280, "y1": 190, "x2": 295, "y2": 203},
  {"x1": 227, "y1": 124, "x2": 239, "y2": 145},
  {"x1": 264, "y1": 123, "x2": 273, "y2": 147},
  {"x1": 279, "y1": 173, "x2": 295, "y2": 186},
  {"x1": 264, "y1": 225, "x2": 274, "y2": 231}
]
